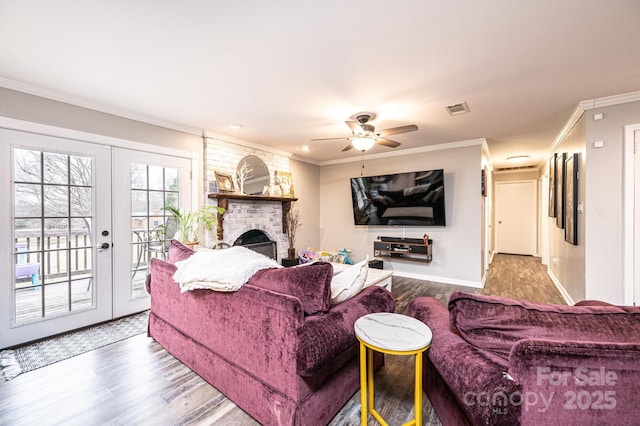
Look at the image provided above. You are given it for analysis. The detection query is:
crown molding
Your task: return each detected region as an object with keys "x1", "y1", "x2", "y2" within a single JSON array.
[
  {"x1": 579, "y1": 90, "x2": 640, "y2": 110},
  {"x1": 548, "y1": 90, "x2": 640, "y2": 158},
  {"x1": 319, "y1": 138, "x2": 486, "y2": 166}
]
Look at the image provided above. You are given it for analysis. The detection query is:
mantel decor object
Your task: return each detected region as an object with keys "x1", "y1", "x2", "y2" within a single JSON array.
[
  {"x1": 275, "y1": 170, "x2": 295, "y2": 197},
  {"x1": 285, "y1": 206, "x2": 302, "y2": 259},
  {"x1": 215, "y1": 171, "x2": 235, "y2": 193}
]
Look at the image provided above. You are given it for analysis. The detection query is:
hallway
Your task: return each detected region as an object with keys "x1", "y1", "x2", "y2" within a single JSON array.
[{"x1": 482, "y1": 253, "x2": 566, "y2": 304}]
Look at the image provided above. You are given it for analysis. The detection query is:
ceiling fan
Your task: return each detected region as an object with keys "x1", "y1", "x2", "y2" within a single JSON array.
[{"x1": 312, "y1": 113, "x2": 419, "y2": 152}]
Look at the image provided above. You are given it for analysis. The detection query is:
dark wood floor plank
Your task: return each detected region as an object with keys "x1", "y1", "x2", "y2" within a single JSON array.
[{"x1": 0, "y1": 255, "x2": 564, "y2": 425}]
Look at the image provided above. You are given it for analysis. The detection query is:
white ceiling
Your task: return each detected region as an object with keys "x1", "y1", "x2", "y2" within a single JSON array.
[{"x1": 1, "y1": 1, "x2": 639, "y2": 168}]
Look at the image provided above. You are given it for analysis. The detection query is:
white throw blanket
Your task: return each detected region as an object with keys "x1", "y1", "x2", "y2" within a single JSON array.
[{"x1": 173, "y1": 246, "x2": 281, "y2": 292}]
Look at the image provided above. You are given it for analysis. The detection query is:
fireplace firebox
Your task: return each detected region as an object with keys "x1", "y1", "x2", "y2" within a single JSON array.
[{"x1": 233, "y1": 230, "x2": 277, "y2": 260}]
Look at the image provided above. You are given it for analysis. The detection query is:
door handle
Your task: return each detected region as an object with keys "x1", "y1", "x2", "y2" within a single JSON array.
[{"x1": 97, "y1": 242, "x2": 110, "y2": 251}]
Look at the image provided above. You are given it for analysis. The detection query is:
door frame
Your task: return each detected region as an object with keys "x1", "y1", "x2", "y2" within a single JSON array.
[
  {"x1": 0, "y1": 116, "x2": 199, "y2": 347},
  {"x1": 623, "y1": 124, "x2": 640, "y2": 305}
]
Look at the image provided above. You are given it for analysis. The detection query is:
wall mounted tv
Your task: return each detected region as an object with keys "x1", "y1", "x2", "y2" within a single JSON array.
[{"x1": 350, "y1": 169, "x2": 446, "y2": 226}]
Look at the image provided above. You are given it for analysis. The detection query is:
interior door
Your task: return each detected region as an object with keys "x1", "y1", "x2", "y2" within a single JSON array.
[
  {"x1": 0, "y1": 129, "x2": 113, "y2": 348},
  {"x1": 495, "y1": 180, "x2": 537, "y2": 255},
  {"x1": 111, "y1": 148, "x2": 192, "y2": 318}
]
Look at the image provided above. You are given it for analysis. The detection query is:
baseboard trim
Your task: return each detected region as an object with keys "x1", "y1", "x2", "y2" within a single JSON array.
[{"x1": 546, "y1": 268, "x2": 575, "y2": 305}]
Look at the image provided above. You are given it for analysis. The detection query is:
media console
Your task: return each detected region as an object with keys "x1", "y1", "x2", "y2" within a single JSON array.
[{"x1": 373, "y1": 236, "x2": 433, "y2": 263}]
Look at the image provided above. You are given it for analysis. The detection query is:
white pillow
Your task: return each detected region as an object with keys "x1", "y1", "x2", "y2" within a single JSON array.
[{"x1": 330, "y1": 256, "x2": 369, "y2": 306}]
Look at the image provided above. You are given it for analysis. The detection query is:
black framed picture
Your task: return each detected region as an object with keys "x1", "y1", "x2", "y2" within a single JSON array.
[
  {"x1": 548, "y1": 153, "x2": 556, "y2": 217},
  {"x1": 564, "y1": 153, "x2": 579, "y2": 245},
  {"x1": 555, "y1": 152, "x2": 566, "y2": 229},
  {"x1": 481, "y1": 168, "x2": 487, "y2": 197}
]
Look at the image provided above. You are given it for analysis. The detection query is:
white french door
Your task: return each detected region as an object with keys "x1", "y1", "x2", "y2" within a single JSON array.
[
  {"x1": 111, "y1": 148, "x2": 191, "y2": 317},
  {"x1": 0, "y1": 129, "x2": 113, "y2": 348},
  {"x1": 1, "y1": 129, "x2": 193, "y2": 348}
]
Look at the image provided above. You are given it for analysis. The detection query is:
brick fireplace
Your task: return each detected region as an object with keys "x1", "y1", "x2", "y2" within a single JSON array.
[{"x1": 203, "y1": 136, "x2": 292, "y2": 260}]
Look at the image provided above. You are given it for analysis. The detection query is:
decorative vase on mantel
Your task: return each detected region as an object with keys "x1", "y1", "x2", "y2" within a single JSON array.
[{"x1": 287, "y1": 247, "x2": 296, "y2": 260}]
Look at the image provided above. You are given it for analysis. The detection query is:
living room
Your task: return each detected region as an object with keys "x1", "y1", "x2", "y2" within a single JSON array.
[{"x1": 1, "y1": 1, "x2": 640, "y2": 424}]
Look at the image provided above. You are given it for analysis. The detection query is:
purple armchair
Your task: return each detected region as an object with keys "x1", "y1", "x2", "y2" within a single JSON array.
[{"x1": 407, "y1": 292, "x2": 640, "y2": 425}]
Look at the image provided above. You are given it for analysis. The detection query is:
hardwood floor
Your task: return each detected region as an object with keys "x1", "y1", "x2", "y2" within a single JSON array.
[
  {"x1": 482, "y1": 253, "x2": 566, "y2": 305},
  {"x1": 0, "y1": 255, "x2": 565, "y2": 425}
]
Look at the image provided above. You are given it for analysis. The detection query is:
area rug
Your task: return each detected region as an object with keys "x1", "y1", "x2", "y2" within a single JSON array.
[{"x1": 0, "y1": 310, "x2": 149, "y2": 381}]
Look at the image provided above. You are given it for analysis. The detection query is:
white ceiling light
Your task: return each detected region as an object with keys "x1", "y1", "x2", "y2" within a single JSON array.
[
  {"x1": 230, "y1": 123, "x2": 243, "y2": 130},
  {"x1": 352, "y1": 137, "x2": 376, "y2": 152},
  {"x1": 506, "y1": 155, "x2": 529, "y2": 163}
]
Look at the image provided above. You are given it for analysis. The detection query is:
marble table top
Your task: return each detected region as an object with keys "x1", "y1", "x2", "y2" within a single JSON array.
[{"x1": 354, "y1": 312, "x2": 432, "y2": 352}]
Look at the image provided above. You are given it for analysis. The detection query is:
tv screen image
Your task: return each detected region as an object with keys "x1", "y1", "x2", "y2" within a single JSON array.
[{"x1": 350, "y1": 169, "x2": 446, "y2": 226}]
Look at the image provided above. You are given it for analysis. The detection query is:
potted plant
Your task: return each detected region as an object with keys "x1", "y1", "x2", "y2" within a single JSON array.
[
  {"x1": 159, "y1": 204, "x2": 225, "y2": 248},
  {"x1": 285, "y1": 206, "x2": 302, "y2": 259}
]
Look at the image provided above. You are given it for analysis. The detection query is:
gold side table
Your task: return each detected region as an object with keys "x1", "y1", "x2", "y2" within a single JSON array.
[{"x1": 355, "y1": 312, "x2": 432, "y2": 426}]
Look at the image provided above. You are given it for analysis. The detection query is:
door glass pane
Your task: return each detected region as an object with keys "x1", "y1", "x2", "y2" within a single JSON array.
[
  {"x1": 44, "y1": 186, "x2": 69, "y2": 216},
  {"x1": 129, "y1": 164, "x2": 180, "y2": 300},
  {"x1": 14, "y1": 184, "x2": 41, "y2": 217},
  {"x1": 43, "y1": 152, "x2": 68, "y2": 184},
  {"x1": 71, "y1": 187, "x2": 92, "y2": 216},
  {"x1": 69, "y1": 155, "x2": 92, "y2": 186},
  {"x1": 14, "y1": 148, "x2": 41, "y2": 183},
  {"x1": 13, "y1": 148, "x2": 95, "y2": 325}
]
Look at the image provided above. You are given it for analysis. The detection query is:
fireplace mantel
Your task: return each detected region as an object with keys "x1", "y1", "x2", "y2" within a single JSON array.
[{"x1": 208, "y1": 193, "x2": 298, "y2": 241}]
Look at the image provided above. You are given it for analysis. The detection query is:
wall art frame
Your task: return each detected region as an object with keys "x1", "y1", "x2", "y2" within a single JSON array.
[
  {"x1": 564, "y1": 153, "x2": 579, "y2": 245},
  {"x1": 214, "y1": 171, "x2": 235, "y2": 193},
  {"x1": 548, "y1": 153, "x2": 557, "y2": 217},
  {"x1": 481, "y1": 168, "x2": 487, "y2": 197},
  {"x1": 555, "y1": 152, "x2": 566, "y2": 229}
]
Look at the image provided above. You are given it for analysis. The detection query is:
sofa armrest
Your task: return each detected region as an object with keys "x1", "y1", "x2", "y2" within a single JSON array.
[
  {"x1": 407, "y1": 297, "x2": 520, "y2": 425},
  {"x1": 510, "y1": 339, "x2": 640, "y2": 425},
  {"x1": 297, "y1": 286, "x2": 395, "y2": 376}
]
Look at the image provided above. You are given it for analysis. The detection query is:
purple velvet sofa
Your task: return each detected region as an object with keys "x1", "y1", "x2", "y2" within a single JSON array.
[
  {"x1": 146, "y1": 241, "x2": 395, "y2": 425},
  {"x1": 407, "y1": 291, "x2": 640, "y2": 425}
]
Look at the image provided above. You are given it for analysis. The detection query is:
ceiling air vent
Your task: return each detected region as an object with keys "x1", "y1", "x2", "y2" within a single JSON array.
[
  {"x1": 445, "y1": 102, "x2": 470, "y2": 116},
  {"x1": 496, "y1": 165, "x2": 538, "y2": 172}
]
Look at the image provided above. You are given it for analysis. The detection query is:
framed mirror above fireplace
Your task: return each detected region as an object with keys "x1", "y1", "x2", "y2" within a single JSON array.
[{"x1": 237, "y1": 155, "x2": 270, "y2": 195}]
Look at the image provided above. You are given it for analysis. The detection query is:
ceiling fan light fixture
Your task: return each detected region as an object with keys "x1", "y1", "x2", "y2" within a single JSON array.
[{"x1": 352, "y1": 137, "x2": 376, "y2": 151}]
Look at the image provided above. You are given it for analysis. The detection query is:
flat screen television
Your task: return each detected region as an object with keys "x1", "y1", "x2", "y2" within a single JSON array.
[{"x1": 350, "y1": 169, "x2": 446, "y2": 226}]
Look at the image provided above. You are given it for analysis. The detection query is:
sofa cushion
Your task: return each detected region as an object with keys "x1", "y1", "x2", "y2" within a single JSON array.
[
  {"x1": 448, "y1": 291, "x2": 640, "y2": 360},
  {"x1": 330, "y1": 257, "x2": 369, "y2": 306},
  {"x1": 168, "y1": 239, "x2": 194, "y2": 263},
  {"x1": 248, "y1": 261, "x2": 333, "y2": 315}
]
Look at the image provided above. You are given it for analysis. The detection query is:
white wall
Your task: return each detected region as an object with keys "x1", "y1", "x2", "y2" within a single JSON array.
[
  {"x1": 0, "y1": 88, "x2": 202, "y2": 152},
  {"x1": 585, "y1": 101, "x2": 640, "y2": 303},
  {"x1": 289, "y1": 159, "x2": 320, "y2": 254},
  {"x1": 548, "y1": 116, "x2": 587, "y2": 303},
  {"x1": 319, "y1": 142, "x2": 483, "y2": 287},
  {"x1": 545, "y1": 98, "x2": 640, "y2": 304}
]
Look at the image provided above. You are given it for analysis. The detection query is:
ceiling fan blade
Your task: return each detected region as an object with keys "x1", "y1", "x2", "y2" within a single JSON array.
[
  {"x1": 377, "y1": 124, "x2": 418, "y2": 137},
  {"x1": 376, "y1": 138, "x2": 401, "y2": 148},
  {"x1": 341, "y1": 143, "x2": 354, "y2": 152},
  {"x1": 310, "y1": 137, "x2": 350, "y2": 141},
  {"x1": 345, "y1": 120, "x2": 364, "y2": 133}
]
